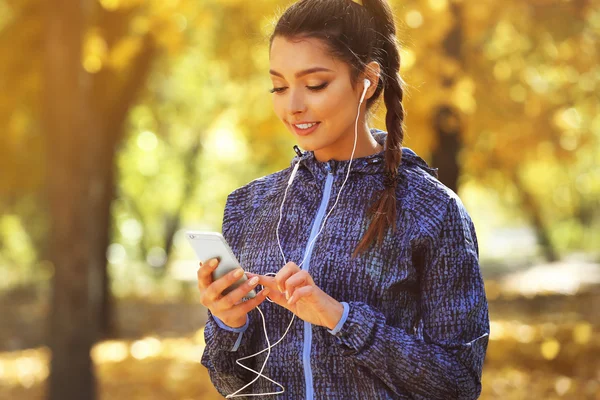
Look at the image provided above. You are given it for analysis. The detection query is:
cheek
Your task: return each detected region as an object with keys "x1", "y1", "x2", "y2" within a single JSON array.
[
  {"x1": 271, "y1": 98, "x2": 286, "y2": 123},
  {"x1": 311, "y1": 90, "x2": 348, "y2": 120},
  {"x1": 312, "y1": 96, "x2": 335, "y2": 113},
  {"x1": 328, "y1": 82, "x2": 356, "y2": 106}
]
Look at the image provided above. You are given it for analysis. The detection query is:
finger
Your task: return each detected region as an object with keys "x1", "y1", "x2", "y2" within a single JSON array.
[
  {"x1": 245, "y1": 272, "x2": 264, "y2": 293},
  {"x1": 275, "y1": 262, "x2": 300, "y2": 294},
  {"x1": 283, "y1": 270, "x2": 313, "y2": 299},
  {"x1": 264, "y1": 285, "x2": 287, "y2": 306},
  {"x1": 219, "y1": 275, "x2": 261, "y2": 310},
  {"x1": 204, "y1": 267, "x2": 245, "y2": 303},
  {"x1": 233, "y1": 288, "x2": 272, "y2": 315},
  {"x1": 197, "y1": 258, "x2": 221, "y2": 289},
  {"x1": 254, "y1": 275, "x2": 279, "y2": 292},
  {"x1": 245, "y1": 275, "x2": 286, "y2": 304},
  {"x1": 287, "y1": 285, "x2": 315, "y2": 306},
  {"x1": 219, "y1": 288, "x2": 271, "y2": 322}
]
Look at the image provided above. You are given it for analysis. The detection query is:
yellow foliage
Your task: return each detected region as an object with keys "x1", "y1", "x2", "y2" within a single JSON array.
[
  {"x1": 109, "y1": 36, "x2": 144, "y2": 71},
  {"x1": 82, "y1": 29, "x2": 109, "y2": 73},
  {"x1": 541, "y1": 339, "x2": 561, "y2": 360}
]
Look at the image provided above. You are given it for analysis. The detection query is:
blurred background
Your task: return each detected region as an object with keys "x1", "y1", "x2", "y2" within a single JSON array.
[{"x1": 0, "y1": 0, "x2": 598, "y2": 399}]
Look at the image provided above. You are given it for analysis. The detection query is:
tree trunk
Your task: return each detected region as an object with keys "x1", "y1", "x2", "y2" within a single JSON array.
[
  {"x1": 43, "y1": 0, "x2": 101, "y2": 399},
  {"x1": 431, "y1": 2, "x2": 464, "y2": 193},
  {"x1": 431, "y1": 104, "x2": 461, "y2": 193},
  {"x1": 93, "y1": 33, "x2": 156, "y2": 337},
  {"x1": 95, "y1": 152, "x2": 119, "y2": 339},
  {"x1": 512, "y1": 171, "x2": 559, "y2": 262}
]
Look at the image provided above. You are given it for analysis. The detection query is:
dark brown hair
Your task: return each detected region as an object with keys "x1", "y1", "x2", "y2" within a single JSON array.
[{"x1": 269, "y1": 0, "x2": 406, "y2": 258}]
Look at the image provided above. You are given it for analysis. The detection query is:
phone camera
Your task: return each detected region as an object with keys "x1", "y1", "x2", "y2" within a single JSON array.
[{"x1": 189, "y1": 234, "x2": 195, "y2": 239}]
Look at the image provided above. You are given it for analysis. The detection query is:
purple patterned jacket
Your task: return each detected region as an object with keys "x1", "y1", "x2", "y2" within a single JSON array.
[{"x1": 202, "y1": 128, "x2": 490, "y2": 399}]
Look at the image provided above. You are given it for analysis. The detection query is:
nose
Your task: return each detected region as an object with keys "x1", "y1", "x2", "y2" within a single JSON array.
[{"x1": 288, "y1": 87, "x2": 307, "y2": 115}]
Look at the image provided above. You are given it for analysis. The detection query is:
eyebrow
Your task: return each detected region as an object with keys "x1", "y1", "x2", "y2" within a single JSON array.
[{"x1": 269, "y1": 67, "x2": 334, "y2": 79}]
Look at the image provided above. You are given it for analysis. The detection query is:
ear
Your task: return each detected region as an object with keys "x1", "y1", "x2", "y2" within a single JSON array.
[{"x1": 364, "y1": 61, "x2": 381, "y2": 98}]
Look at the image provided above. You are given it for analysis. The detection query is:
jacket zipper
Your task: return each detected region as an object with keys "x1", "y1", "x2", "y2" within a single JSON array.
[{"x1": 301, "y1": 161, "x2": 334, "y2": 400}]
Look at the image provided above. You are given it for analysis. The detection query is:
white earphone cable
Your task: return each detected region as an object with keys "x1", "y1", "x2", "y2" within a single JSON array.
[{"x1": 225, "y1": 79, "x2": 369, "y2": 398}]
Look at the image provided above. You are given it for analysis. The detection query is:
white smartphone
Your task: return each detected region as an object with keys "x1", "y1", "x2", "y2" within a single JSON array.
[{"x1": 186, "y1": 231, "x2": 256, "y2": 299}]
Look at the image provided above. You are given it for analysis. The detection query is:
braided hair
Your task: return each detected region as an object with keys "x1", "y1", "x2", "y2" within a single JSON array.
[{"x1": 270, "y1": 0, "x2": 407, "y2": 258}]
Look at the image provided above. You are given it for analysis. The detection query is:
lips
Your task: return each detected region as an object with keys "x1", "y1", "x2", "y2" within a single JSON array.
[{"x1": 291, "y1": 121, "x2": 320, "y2": 136}]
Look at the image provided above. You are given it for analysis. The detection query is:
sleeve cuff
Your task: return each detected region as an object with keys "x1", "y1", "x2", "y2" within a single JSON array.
[
  {"x1": 213, "y1": 315, "x2": 250, "y2": 333},
  {"x1": 328, "y1": 302, "x2": 350, "y2": 336},
  {"x1": 212, "y1": 315, "x2": 250, "y2": 352},
  {"x1": 332, "y1": 302, "x2": 379, "y2": 355}
]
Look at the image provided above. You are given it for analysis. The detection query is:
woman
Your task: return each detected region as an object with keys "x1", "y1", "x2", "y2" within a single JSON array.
[{"x1": 196, "y1": 0, "x2": 490, "y2": 398}]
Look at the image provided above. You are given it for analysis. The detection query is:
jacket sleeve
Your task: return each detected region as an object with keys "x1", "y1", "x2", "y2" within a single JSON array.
[
  {"x1": 201, "y1": 188, "x2": 259, "y2": 397},
  {"x1": 328, "y1": 196, "x2": 490, "y2": 399},
  {"x1": 201, "y1": 311, "x2": 259, "y2": 397}
]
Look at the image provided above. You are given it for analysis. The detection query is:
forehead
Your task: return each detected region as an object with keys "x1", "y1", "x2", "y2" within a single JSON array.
[{"x1": 269, "y1": 36, "x2": 342, "y2": 77}]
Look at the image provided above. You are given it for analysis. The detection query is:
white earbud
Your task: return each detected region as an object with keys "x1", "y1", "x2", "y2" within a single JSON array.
[
  {"x1": 226, "y1": 75, "x2": 374, "y2": 399},
  {"x1": 359, "y1": 79, "x2": 371, "y2": 104},
  {"x1": 287, "y1": 77, "x2": 372, "y2": 189}
]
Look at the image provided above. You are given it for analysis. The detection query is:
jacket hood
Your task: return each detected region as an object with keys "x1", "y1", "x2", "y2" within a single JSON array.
[{"x1": 290, "y1": 128, "x2": 438, "y2": 181}]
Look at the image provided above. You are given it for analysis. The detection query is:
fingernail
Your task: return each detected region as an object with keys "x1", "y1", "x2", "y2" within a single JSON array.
[
  {"x1": 249, "y1": 276, "x2": 259, "y2": 286},
  {"x1": 287, "y1": 296, "x2": 293, "y2": 305},
  {"x1": 210, "y1": 259, "x2": 218, "y2": 267},
  {"x1": 233, "y1": 268, "x2": 244, "y2": 278},
  {"x1": 263, "y1": 288, "x2": 270, "y2": 296},
  {"x1": 285, "y1": 291, "x2": 290, "y2": 300}
]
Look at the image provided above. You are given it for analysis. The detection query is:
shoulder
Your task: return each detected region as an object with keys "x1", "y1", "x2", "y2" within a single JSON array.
[
  {"x1": 225, "y1": 166, "x2": 291, "y2": 211},
  {"x1": 221, "y1": 167, "x2": 291, "y2": 236},
  {"x1": 399, "y1": 153, "x2": 470, "y2": 239}
]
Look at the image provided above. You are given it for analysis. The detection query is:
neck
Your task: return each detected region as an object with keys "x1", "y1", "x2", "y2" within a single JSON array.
[{"x1": 313, "y1": 125, "x2": 383, "y2": 162}]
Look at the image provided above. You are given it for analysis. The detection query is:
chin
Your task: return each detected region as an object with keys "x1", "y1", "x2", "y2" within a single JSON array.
[{"x1": 294, "y1": 137, "x2": 321, "y2": 152}]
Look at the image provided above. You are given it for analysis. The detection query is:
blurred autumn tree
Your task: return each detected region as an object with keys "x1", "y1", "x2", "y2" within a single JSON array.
[
  {"x1": 393, "y1": 0, "x2": 599, "y2": 258},
  {"x1": 0, "y1": 0, "x2": 187, "y2": 397},
  {"x1": 42, "y1": 0, "x2": 158, "y2": 398},
  {"x1": 0, "y1": 0, "x2": 598, "y2": 399}
]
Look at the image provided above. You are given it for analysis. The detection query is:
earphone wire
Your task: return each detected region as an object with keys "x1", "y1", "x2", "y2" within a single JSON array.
[
  {"x1": 226, "y1": 80, "x2": 368, "y2": 398},
  {"x1": 293, "y1": 88, "x2": 363, "y2": 270}
]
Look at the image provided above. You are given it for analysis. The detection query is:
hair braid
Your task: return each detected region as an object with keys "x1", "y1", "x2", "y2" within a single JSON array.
[
  {"x1": 352, "y1": 0, "x2": 406, "y2": 258},
  {"x1": 270, "y1": 0, "x2": 407, "y2": 258}
]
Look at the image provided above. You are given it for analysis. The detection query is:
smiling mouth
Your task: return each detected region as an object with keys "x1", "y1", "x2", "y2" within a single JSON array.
[{"x1": 291, "y1": 122, "x2": 320, "y2": 136}]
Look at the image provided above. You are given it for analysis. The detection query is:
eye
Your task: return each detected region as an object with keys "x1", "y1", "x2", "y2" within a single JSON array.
[
  {"x1": 269, "y1": 83, "x2": 329, "y2": 94},
  {"x1": 307, "y1": 83, "x2": 328, "y2": 91}
]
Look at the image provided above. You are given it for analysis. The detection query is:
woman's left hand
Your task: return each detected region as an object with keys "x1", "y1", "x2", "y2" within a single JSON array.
[{"x1": 247, "y1": 262, "x2": 344, "y2": 330}]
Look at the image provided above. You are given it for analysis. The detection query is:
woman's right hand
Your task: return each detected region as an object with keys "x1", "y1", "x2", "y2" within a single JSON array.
[{"x1": 197, "y1": 258, "x2": 270, "y2": 328}]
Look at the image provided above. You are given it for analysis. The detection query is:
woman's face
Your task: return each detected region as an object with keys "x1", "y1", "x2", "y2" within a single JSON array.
[{"x1": 269, "y1": 35, "x2": 376, "y2": 162}]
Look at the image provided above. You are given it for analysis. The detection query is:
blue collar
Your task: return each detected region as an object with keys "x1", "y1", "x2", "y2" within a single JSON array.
[{"x1": 290, "y1": 128, "x2": 438, "y2": 181}]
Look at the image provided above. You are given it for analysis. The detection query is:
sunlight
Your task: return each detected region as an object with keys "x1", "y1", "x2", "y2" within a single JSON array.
[
  {"x1": 428, "y1": 0, "x2": 448, "y2": 12},
  {"x1": 400, "y1": 48, "x2": 416, "y2": 71},
  {"x1": 130, "y1": 337, "x2": 162, "y2": 360},
  {"x1": 207, "y1": 114, "x2": 248, "y2": 163},
  {"x1": 99, "y1": 0, "x2": 120, "y2": 11},
  {"x1": 501, "y1": 261, "x2": 600, "y2": 296},
  {"x1": 0, "y1": 349, "x2": 49, "y2": 388},
  {"x1": 137, "y1": 131, "x2": 158, "y2": 152},
  {"x1": 91, "y1": 341, "x2": 129, "y2": 364},
  {"x1": 405, "y1": 10, "x2": 424, "y2": 28}
]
